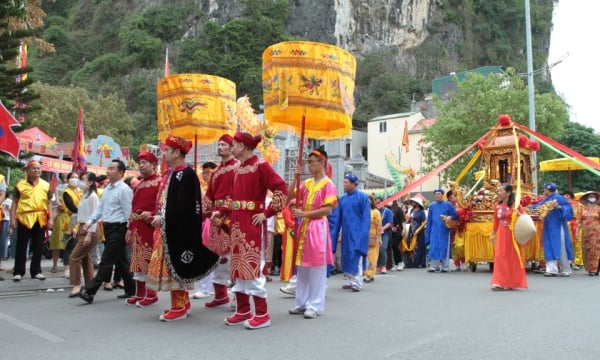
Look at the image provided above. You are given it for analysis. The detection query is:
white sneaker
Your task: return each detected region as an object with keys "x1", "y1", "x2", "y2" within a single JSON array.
[
  {"x1": 34, "y1": 273, "x2": 46, "y2": 280},
  {"x1": 397, "y1": 263, "x2": 405, "y2": 271},
  {"x1": 303, "y1": 309, "x2": 317, "y2": 319},
  {"x1": 279, "y1": 286, "x2": 296, "y2": 296},
  {"x1": 390, "y1": 265, "x2": 398, "y2": 271},
  {"x1": 192, "y1": 291, "x2": 210, "y2": 299},
  {"x1": 12, "y1": 274, "x2": 22, "y2": 281},
  {"x1": 460, "y1": 263, "x2": 467, "y2": 272}
]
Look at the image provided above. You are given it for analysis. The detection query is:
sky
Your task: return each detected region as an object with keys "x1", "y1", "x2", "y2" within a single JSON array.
[{"x1": 549, "y1": 0, "x2": 598, "y2": 132}]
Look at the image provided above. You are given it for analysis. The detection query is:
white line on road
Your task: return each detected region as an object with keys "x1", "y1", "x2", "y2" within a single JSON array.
[{"x1": 0, "y1": 312, "x2": 64, "y2": 343}]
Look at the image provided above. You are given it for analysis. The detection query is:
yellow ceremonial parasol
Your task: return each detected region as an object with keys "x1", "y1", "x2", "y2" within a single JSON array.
[
  {"x1": 262, "y1": 40, "x2": 356, "y2": 181},
  {"x1": 539, "y1": 157, "x2": 600, "y2": 191},
  {"x1": 262, "y1": 41, "x2": 356, "y2": 260},
  {"x1": 157, "y1": 74, "x2": 237, "y2": 166},
  {"x1": 262, "y1": 41, "x2": 356, "y2": 140}
]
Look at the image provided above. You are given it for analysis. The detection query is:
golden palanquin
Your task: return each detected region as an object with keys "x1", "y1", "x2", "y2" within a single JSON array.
[{"x1": 455, "y1": 124, "x2": 544, "y2": 268}]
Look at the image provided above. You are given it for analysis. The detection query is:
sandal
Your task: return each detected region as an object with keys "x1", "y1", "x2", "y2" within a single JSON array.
[
  {"x1": 112, "y1": 281, "x2": 125, "y2": 289},
  {"x1": 103, "y1": 283, "x2": 113, "y2": 291}
]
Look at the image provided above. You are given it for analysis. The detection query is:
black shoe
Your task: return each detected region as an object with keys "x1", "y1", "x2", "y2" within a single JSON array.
[
  {"x1": 117, "y1": 293, "x2": 134, "y2": 299},
  {"x1": 78, "y1": 289, "x2": 94, "y2": 304}
]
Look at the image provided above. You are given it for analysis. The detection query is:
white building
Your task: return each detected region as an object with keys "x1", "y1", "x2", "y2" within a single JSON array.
[{"x1": 367, "y1": 111, "x2": 440, "y2": 194}]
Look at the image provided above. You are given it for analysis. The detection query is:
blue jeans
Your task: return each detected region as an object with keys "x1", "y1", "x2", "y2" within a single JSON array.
[
  {"x1": 0, "y1": 220, "x2": 9, "y2": 258},
  {"x1": 377, "y1": 233, "x2": 390, "y2": 268}
]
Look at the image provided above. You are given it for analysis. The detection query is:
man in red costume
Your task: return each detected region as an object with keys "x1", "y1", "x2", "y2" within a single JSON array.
[
  {"x1": 202, "y1": 134, "x2": 239, "y2": 307},
  {"x1": 125, "y1": 152, "x2": 160, "y2": 306},
  {"x1": 147, "y1": 134, "x2": 218, "y2": 321},
  {"x1": 224, "y1": 131, "x2": 287, "y2": 330}
]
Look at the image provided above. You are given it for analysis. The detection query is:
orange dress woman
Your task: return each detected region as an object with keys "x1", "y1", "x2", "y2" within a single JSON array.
[{"x1": 490, "y1": 184, "x2": 528, "y2": 291}]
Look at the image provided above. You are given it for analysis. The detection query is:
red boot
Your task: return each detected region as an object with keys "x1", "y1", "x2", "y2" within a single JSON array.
[
  {"x1": 159, "y1": 290, "x2": 188, "y2": 322},
  {"x1": 244, "y1": 296, "x2": 271, "y2": 329},
  {"x1": 225, "y1": 292, "x2": 252, "y2": 325},
  {"x1": 136, "y1": 288, "x2": 158, "y2": 307},
  {"x1": 126, "y1": 280, "x2": 146, "y2": 306},
  {"x1": 205, "y1": 283, "x2": 230, "y2": 308}
]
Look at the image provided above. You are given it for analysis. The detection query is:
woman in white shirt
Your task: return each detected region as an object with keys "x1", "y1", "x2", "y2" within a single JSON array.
[{"x1": 68, "y1": 173, "x2": 101, "y2": 297}]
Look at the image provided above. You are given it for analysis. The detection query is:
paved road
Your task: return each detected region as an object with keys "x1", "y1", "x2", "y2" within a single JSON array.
[{"x1": 0, "y1": 260, "x2": 599, "y2": 360}]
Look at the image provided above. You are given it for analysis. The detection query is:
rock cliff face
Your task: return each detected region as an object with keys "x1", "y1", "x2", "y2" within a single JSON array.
[
  {"x1": 186, "y1": 0, "x2": 437, "y2": 73},
  {"x1": 287, "y1": 0, "x2": 435, "y2": 55},
  {"x1": 150, "y1": 0, "x2": 437, "y2": 63}
]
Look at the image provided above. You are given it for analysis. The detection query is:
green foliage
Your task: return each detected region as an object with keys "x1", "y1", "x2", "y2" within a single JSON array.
[
  {"x1": 0, "y1": 0, "x2": 39, "y2": 132},
  {"x1": 541, "y1": 122, "x2": 600, "y2": 193},
  {"x1": 354, "y1": 50, "x2": 427, "y2": 124},
  {"x1": 178, "y1": 0, "x2": 292, "y2": 108},
  {"x1": 27, "y1": 82, "x2": 134, "y2": 147},
  {"x1": 424, "y1": 71, "x2": 569, "y2": 184}
]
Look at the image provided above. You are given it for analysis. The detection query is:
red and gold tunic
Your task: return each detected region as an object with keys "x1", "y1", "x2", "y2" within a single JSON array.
[
  {"x1": 201, "y1": 157, "x2": 239, "y2": 255},
  {"x1": 229, "y1": 155, "x2": 287, "y2": 280},
  {"x1": 128, "y1": 173, "x2": 160, "y2": 273}
]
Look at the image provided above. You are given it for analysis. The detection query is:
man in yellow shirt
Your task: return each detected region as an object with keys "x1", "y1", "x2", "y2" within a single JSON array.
[{"x1": 9, "y1": 160, "x2": 53, "y2": 281}]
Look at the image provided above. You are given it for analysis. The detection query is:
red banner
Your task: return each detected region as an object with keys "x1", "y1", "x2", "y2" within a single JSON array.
[{"x1": 39, "y1": 156, "x2": 139, "y2": 178}]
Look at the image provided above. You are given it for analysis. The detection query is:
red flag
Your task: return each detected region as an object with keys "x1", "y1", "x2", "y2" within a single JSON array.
[
  {"x1": 71, "y1": 106, "x2": 87, "y2": 175},
  {"x1": 0, "y1": 99, "x2": 21, "y2": 158},
  {"x1": 402, "y1": 119, "x2": 409, "y2": 153},
  {"x1": 164, "y1": 48, "x2": 170, "y2": 77}
]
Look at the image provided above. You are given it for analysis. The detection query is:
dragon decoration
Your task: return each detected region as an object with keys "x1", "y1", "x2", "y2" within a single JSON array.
[
  {"x1": 236, "y1": 95, "x2": 280, "y2": 165},
  {"x1": 385, "y1": 152, "x2": 416, "y2": 190}
]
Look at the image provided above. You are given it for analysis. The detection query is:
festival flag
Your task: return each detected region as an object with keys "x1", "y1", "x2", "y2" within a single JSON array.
[
  {"x1": 16, "y1": 42, "x2": 28, "y2": 83},
  {"x1": 15, "y1": 42, "x2": 29, "y2": 122},
  {"x1": 164, "y1": 48, "x2": 170, "y2": 77},
  {"x1": 71, "y1": 106, "x2": 87, "y2": 175},
  {"x1": 0, "y1": 100, "x2": 21, "y2": 158},
  {"x1": 402, "y1": 119, "x2": 409, "y2": 153}
]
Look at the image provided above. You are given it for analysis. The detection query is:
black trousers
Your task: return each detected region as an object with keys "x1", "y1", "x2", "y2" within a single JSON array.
[
  {"x1": 85, "y1": 222, "x2": 134, "y2": 295},
  {"x1": 14, "y1": 222, "x2": 45, "y2": 277},
  {"x1": 390, "y1": 232, "x2": 403, "y2": 265}
]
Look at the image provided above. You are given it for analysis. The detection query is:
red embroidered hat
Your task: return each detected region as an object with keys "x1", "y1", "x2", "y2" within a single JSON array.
[
  {"x1": 165, "y1": 134, "x2": 192, "y2": 154},
  {"x1": 233, "y1": 130, "x2": 261, "y2": 150},
  {"x1": 219, "y1": 134, "x2": 234, "y2": 145},
  {"x1": 137, "y1": 151, "x2": 157, "y2": 164}
]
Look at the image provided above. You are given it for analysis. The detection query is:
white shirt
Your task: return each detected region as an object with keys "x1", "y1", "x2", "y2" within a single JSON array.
[
  {"x1": 87, "y1": 180, "x2": 133, "y2": 225},
  {"x1": 78, "y1": 192, "x2": 99, "y2": 232},
  {"x1": 2, "y1": 198, "x2": 12, "y2": 221}
]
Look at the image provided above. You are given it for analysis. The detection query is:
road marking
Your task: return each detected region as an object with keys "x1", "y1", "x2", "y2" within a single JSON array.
[{"x1": 0, "y1": 312, "x2": 64, "y2": 343}]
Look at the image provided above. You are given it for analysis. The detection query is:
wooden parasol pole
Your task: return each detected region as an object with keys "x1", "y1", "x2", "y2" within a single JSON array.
[{"x1": 292, "y1": 115, "x2": 306, "y2": 262}]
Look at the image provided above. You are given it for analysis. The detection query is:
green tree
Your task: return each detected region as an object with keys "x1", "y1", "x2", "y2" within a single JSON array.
[
  {"x1": 540, "y1": 122, "x2": 600, "y2": 193},
  {"x1": 354, "y1": 50, "x2": 426, "y2": 126},
  {"x1": 0, "y1": 0, "x2": 52, "y2": 168},
  {"x1": 27, "y1": 82, "x2": 134, "y2": 147},
  {"x1": 178, "y1": 0, "x2": 292, "y2": 107},
  {"x1": 424, "y1": 70, "x2": 569, "y2": 184}
]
